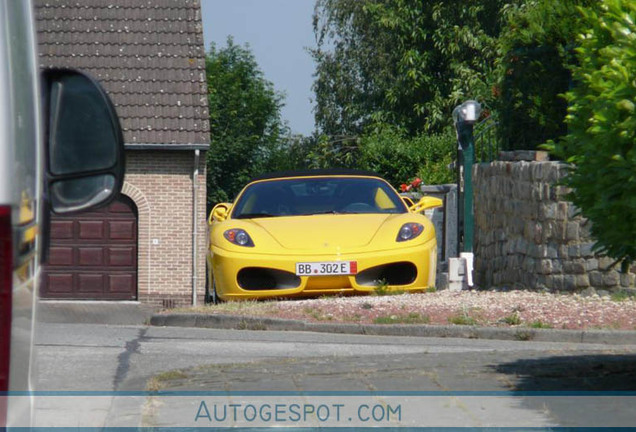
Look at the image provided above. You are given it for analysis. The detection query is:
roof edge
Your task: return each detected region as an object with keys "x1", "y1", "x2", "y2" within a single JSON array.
[{"x1": 125, "y1": 143, "x2": 209, "y2": 151}]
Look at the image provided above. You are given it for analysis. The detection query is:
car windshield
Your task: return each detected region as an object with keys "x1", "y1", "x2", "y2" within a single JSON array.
[{"x1": 232, "y1": 177, "x2": 408, "y2": 219}]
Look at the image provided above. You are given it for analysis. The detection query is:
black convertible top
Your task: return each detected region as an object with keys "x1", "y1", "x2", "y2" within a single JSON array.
[{"x1": 250, "y1": 168, "x2": 382, "y2": 182}]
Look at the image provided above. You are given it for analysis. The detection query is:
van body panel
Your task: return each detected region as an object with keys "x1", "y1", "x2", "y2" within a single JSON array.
[
  {"x1": 1, "y1": 0, "x2": 42, "y2": 427},
  {"x1": 2, "y1": 1, "x2": 124, "y2": 428}
]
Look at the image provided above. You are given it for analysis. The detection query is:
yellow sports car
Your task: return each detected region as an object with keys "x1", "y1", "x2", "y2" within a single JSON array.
[{"x1": 206, "y1": 170, "x2": 442, "y2": 302}]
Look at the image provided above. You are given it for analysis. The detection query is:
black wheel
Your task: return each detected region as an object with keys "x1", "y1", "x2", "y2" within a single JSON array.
[
  {"x1": 211, "y1": 278, "x2": 221, "y2": 304},
  {"x1": 205, "y1": 262, "x2": 221, "y2": 304}
]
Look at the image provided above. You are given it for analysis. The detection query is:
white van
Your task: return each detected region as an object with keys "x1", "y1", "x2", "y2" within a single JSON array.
[{"x1": 0, "y1": 0, "x2": 125, "y2": 427}]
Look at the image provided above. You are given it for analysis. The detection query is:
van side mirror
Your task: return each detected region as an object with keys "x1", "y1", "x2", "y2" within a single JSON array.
[
  {"x1": 409, "y1": 196, "x2": 443, "y2": 213},
  {"x1": 43, "y1": 69, "x2": 125, "y2": 214}
]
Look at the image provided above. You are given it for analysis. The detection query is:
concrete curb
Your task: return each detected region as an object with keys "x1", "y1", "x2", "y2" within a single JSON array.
[{"x1": 150, "y1": 313, "x2": 636, "y2": 345}]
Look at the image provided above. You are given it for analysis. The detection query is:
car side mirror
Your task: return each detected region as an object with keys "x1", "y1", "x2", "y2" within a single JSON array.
[
  {"x1": 43, "y1": 69, "x2": 125, "y2": 214},
  {"x1": 401, "y1": 196, "x2": 415, "y2": 208},
  {"x1": 409, "y1": 196, "x2": 443, "y2": 213},
  {"x1": 209, "y1": 203, "x2": 232, "y2": 223}
]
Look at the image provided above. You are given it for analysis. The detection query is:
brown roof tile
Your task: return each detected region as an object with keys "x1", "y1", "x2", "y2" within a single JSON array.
[{"x1": 34, "y1": 0, "x2": 210, "y2": 148}]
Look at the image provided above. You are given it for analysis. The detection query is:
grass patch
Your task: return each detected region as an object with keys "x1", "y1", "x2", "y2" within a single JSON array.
[
  {"x1": 303, "y1": 307, "x2": 333, "y2": 321},
  {"x1": 528, "y1": 320, "x2": 553, "y2": 329},
  {"x1": 501, "y1": 312, "x2": 522, "y2": 326},
  {"x1": 236, "y1": 320, "x2": 266, "y2": 330},
  {"x1": 146, "y1": 369, "x2": 189, "y2": 392},
  {"x1": 146, "y1": 377, "x2": 162, "y2": 392},
  {"x1": 514, "y1": 330, "x2": 534, "y2": 341},
  {"x1": 448, "y1": 312, "x2": 478, "y2": 326},
  {"x1": 373, "y1": 279, "x2": 406, "y2": 296},
  {"x1": 361, "y1": 302, "x2": 374, "y2": 310},
  {"x1": 449, "y1": 315, "x2": 477, "y2": 326},
  {"x1": 373, "y1": 313, "x2": 430, "y2": 325},
  {"x1": 171, "y1": 300, "x2": 276, "y2": 316},
  {"x1": 155, "y1": 370, "x2": 188, "y2": 381},
  {"x1": 611, "y1": 290, "x2": 634, "y2": 302}
]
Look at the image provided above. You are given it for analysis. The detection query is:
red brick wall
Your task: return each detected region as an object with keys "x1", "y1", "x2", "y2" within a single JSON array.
[{"x1": 122, "y1": 150, "x2": 207, "y2": 307}]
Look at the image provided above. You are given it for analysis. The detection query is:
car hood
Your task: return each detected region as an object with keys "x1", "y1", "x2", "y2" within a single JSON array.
[{"x1": 250, "y1": 214, "x2": 394, "y2": 250}]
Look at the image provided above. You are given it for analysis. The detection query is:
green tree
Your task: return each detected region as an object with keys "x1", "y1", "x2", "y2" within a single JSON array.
[
  {"x1": 261, "y1": 134, "x2": 317, "y2": 173},
  {"x1": 206, "y1": 38, "x2": 287, "y2": 207},
  {"x1": 495, "y1": 0, "x2": 597, "y2": 150},
  {"x1": 549, "y1": 0, "x2": 636, "y2": 268},
  {"x1": 312, "y1": 0, "x2": 507, "y2": 137}
]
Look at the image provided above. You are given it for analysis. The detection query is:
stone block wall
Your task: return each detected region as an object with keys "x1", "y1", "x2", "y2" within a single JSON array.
[{"x1": 473, "y1": 161, "x2": 635, "y2": 292}]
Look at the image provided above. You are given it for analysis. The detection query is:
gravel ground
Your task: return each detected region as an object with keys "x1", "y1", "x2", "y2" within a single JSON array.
[{"x1": 170, "y1": 290, "x2": 636, "y2": 330}]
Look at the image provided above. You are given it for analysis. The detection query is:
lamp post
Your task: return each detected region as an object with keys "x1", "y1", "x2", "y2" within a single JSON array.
[{"x1": 453, "y1": 100, "x2": 481, "y2": 253}]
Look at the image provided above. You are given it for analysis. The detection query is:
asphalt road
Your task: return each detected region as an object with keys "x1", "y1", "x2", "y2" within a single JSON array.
[{"x1": 34, "y1": 323, "x2": 636, "y2": 428}]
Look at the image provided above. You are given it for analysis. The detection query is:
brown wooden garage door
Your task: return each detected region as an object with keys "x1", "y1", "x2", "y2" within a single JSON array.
[{"x1": 41, "y1": 196, "x2": 138, "y2": 300}]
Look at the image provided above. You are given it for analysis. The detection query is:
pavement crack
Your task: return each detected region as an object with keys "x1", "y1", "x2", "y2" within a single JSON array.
[{"x1": 113, "y1": 327, "x2": 147, "y2": 390}]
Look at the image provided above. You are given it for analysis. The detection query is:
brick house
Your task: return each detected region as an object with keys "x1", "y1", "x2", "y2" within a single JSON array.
[{"x1": 35, "y1": 0, "x2": 210, "y2": 307}]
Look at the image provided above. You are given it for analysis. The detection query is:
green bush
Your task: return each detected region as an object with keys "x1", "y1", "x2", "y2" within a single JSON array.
[
  {"x1": 358, "y1": 125, "x2": 456, "y2": 187},
  {"x1": 550, "y1": 0, "x2": 636, "y2": 268},
  {"x1": 305, "y1": 124, "x2": 456, "y2": 188}
]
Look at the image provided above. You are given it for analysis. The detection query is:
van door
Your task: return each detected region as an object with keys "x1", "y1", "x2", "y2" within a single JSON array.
[{"x1": 0, "y1": 0, "x2": 42, "y2": 426}]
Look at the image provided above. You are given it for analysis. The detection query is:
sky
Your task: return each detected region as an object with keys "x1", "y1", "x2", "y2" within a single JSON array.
[{"x1": 200, "y1": 0, "x2": 317, "y2": 136}]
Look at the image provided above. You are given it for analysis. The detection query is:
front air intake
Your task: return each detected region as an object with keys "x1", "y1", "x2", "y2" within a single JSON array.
[
  {"x1": 237, "y1": 268, "x2": 301, "y2": 291},
  {"x1": 355, "y1": 262, "x2": 417, "y2": 286}
]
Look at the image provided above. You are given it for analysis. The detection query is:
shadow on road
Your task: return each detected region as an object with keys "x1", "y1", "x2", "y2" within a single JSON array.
[{"x1": 492, "y1": 354, "x2": 636, "y2": 391}]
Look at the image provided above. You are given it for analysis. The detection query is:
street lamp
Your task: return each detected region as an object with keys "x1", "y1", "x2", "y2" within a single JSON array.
[
  {"x1": 453, "y1": 100, "x2": 482, "y2": 125},
  {"x1": 453, "y1": 100, "x2": 482, "y2": 288},
  {"x1": 453, "y1": 100, "x2": 482, "y2": 254}
]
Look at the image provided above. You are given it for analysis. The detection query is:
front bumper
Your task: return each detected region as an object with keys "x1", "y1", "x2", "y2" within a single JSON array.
[{"x1": 209, "y1": 239, "x2": 437, "y2": 300}]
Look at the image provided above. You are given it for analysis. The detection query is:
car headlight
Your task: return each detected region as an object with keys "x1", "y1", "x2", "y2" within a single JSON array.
[
  {"x1": 396, "y1": 223, "x2": 424, "y2": 242},
  {"x1": 224, "y1": 229, "x2": 254, "y2": 247}
]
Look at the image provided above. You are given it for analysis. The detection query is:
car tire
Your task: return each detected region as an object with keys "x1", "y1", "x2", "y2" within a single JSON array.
[
  {"x1": 207, "y1": 266, "x2": 222, "y2": 304},
  {"x1": 205, "y1": 262, "x2": 220, "y2": 304},
  {"x1": 211, "y1": 278, "x2": 221, "y2": 304}
]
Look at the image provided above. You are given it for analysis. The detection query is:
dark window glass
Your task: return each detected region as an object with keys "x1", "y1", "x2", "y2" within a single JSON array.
[
  {"x1": 49, "y1": 75, "x2": 117, "y2": 175},
  {"x1": 232, "y1": 177, "x2": 407, "y2": 219}
]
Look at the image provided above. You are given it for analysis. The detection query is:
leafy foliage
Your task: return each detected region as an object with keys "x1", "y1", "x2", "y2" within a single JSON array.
[
  {"x1": 260, "y1": 134, "x2": 317, "y2": 173},
  {"x1": 205, "y1": 38, "x2": 287, "y2": 207},
  {"x1": 305, "y1": 134, "x2": 360, "y2": 170},
  {"x1": 312, "y1": 0, "x2": 508, "y2": 137},
  {"x1": 305, "y1": 125, "x2": 456, "y2": 188},
  {"x1": 550, "y1": 0, "x2": 636, "y2": 267},
  {"x1": 358, "y1": 125, "x2": 456, "y2": 187},
  {"x1": 495, "y1": 0, "x2": 597, "y2": 150}
]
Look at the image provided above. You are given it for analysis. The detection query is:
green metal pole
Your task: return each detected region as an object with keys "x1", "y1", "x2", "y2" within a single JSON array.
[{"x1": 459, "y1": 122, "x2": 475, "y2": 253}]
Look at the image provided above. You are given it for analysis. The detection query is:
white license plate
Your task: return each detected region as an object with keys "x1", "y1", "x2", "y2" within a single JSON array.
[{"x1": 295, "y1": 261, "x2": 358, "y2": 276}]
